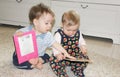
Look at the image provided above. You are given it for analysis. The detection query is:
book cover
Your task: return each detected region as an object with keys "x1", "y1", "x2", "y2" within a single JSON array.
[{"x1": 13, "y1": 30, "x2": 38, "y2": 64}]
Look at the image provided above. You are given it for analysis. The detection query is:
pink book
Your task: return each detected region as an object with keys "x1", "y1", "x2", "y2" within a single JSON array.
[{"x1": 13, "y1": 30, "x2": 38, "y2": 64}]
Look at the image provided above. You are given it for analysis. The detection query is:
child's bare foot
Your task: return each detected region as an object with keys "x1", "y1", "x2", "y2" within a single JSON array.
[
  {"x1": 35, "y1": 62, "x2": 43, "y2": 70},
  {"x1": 30, "y1": 58, "x2": 44, "y2": 70},
  {"x1": 35, "y1": 58, "x2": 44, "y2": 70},
  {"x1": 39, "y1": 58, "x2": 44, "y2": 63}
]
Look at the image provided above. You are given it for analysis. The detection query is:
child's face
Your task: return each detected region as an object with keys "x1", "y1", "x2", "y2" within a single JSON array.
[
  {"x1": 34, "y1": 13, "x2": 54, "y2": 34},
  {"x1": 62, "y1": 24, "x2": 79, "y2": 37}
]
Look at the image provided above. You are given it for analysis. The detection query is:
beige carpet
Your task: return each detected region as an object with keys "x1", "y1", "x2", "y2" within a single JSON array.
[{"x1": 0, "y1": 25, "x2": 120, "y2": 77}]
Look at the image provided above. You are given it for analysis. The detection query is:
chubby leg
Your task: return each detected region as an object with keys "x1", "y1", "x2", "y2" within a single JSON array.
[
  {"x1": 71, "y1": 53, "x2": 89, "y2": 77},
  {"x1": 71, "y1": 62, "x2": 86, "y2": 77},
  {"x1": 13, "y1": 52, "x2": 33, "y2": 70},
  {"x1": 49, "y1": 56, "x2": 69, "y2": 77},
  {"x1": 13, "y1": 52, "x2": 49, "y2": 70}
]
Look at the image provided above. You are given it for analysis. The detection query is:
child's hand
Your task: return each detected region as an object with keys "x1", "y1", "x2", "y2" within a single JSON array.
[
  {"x1": 80, "y1": 45, "x2": 87, "y2": 55},
  {"x1": 81, "y1": 50, "x2": 87, "y2": 55},
  {"x1": 55, "y1": 53, "x2": 64, "y2": 61},
  {"x1": 67, "y1": 55, "x2": 76, "y2": 60},
  {"x1": 15, "y1": 31, "x2": 23, "y2": 37},
  {"x1": 64, "y1": 53, "x2": 76, "y2": 60}
]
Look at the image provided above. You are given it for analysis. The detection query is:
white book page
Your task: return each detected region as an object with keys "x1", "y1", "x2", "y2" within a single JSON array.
[{"x1": 18, "y1": 34, "x2": 34, "y2": 56}]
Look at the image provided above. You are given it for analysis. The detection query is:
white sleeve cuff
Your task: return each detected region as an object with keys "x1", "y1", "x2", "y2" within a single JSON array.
[{"x1": 79, "y1": 31, "x2": 86, "y2": 46}]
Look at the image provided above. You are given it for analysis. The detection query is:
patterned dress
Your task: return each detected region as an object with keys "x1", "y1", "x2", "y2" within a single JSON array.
[{"x1": 49, "y1": 29, "x2": 89, "y2": 77}]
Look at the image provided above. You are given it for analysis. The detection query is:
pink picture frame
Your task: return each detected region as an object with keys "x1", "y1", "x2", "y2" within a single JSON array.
[{"x1": 13, "y1": 30, "x2": 38, "y2": 64}]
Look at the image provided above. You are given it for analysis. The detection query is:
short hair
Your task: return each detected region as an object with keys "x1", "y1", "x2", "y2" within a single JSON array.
[
  {"x1": 29, "y1": 3, "x2": 55, "y2": 25},
  {"x1": 62, "y1": 10, "x2": 80, "y2": 26}
]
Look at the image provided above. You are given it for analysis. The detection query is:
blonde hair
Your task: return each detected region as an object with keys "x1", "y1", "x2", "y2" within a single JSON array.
[
  {"x1": 62, "y1": 10, "x2": 80, "y2": 26},
  {"x1": 29, "y1": 3, "x2": 55, "y2": 25}
]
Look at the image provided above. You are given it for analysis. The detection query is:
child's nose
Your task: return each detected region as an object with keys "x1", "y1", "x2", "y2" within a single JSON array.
[{"x1": 47, "y1": 24, "x2": 52, "y2": 29}]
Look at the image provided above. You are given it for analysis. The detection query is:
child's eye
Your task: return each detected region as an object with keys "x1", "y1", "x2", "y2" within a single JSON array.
[
  {"x1": 45, "y1": 23, "x2": 48, "y2": 25},
  {"x1": 67, "y1": 30, "x2": 71, "y2": 31},
  {"x1": 50, "y1": 22, "x2": 53, "y2": 25},
  {"x1": 73, "y1": 30, "x2": 77, "y2": 32}
]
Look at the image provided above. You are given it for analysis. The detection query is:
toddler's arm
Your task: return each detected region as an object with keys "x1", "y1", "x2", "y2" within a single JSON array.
[
  {"x1": 52, "y1": 42, "x2": 76, "y2": 60},
  {"x1": 80, "y1": 45, "x2": 87, "y2": 54},
  {"x1": 79, "y1": 31, "x2": 87, "y2": 54}
]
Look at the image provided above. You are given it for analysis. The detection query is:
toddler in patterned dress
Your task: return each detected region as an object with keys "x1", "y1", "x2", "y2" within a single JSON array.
[{"x1": 49, "y1": 10, "x2": 89, "y2": 77}]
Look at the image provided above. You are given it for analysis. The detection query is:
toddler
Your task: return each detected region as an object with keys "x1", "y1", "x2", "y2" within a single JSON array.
[
  {"x1": 49, "y1": 10, "x2": 89, "y2": 77},
  {"x1": 12, "y1": 3, "x2": 75, "y2": 70}
]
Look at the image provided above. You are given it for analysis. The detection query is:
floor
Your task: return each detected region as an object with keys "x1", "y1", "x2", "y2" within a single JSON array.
[{"x1": 0, "y1": 24, "x2": 120, "y2": 77}]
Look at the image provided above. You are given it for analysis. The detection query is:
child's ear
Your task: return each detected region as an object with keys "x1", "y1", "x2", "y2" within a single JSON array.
[{"x1": 33, "y1": 19, "x2": 38, "y2": 26}]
